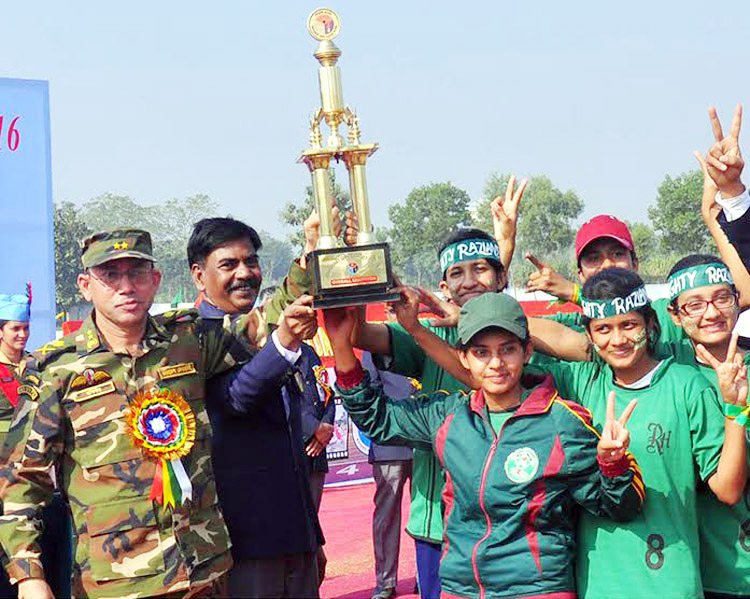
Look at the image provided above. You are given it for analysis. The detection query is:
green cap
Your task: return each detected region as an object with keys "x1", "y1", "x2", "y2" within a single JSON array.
[
  {"x1": 80, "y1": 229, "x2": 155, "y2": 268},
  {"x1": 457, "y1": 293, "x2": 528, "y2": 345}
]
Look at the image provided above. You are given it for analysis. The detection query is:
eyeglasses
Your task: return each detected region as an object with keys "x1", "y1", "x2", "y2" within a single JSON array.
[
  {"x1": 89, "y1": 266, "x2": 153, "y2": 287},
  {"x1": 678, "y1": 292, "x2": 737, "y2": 317}
]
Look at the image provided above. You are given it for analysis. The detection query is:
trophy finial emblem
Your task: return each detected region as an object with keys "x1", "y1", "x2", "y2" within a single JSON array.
[{"x1": 307, "y1": 8, "x2": 340, "y2": 42}]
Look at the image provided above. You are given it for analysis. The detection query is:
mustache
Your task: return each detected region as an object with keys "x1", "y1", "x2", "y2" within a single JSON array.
[{"x1": 228, "y1": 279, "x2": 261, "y2": 293}]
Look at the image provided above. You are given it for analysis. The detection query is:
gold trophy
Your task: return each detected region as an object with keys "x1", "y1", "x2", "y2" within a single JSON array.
[{"x1": 299, "y1": 8, "x2": 399, "y2": 308}]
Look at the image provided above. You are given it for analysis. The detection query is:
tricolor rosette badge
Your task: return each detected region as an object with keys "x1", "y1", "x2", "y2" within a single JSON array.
[{"x1": 127, "y1": 388, "x2": 196, "y2": 509}]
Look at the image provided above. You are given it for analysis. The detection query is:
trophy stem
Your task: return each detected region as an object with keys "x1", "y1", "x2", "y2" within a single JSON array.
[
  {"x1": 311, "y1": 164, "x2": 339, "y2": 249},
  {"x1": 346, "y1": 160, "x2": 375, "y2": 245}
]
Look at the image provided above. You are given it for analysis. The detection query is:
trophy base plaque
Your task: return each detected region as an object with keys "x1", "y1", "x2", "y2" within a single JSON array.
[{"x1": 310, "y1": 242, "x2": 401, "y2": 308}]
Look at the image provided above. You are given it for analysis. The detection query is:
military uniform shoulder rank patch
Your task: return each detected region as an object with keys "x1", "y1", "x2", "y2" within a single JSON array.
[
  {"x1": 35, "y1": 339, "x2": 66, "y2": 356},
  {"x1": 33, "y1": 339, "x2": 74, "y2": 367},
  {"x1": 157, "y1": 362, "x2": 197, "y2": 380},
  {"x1": 17, "y1": 385, "x2": 40, "y2": 401}
]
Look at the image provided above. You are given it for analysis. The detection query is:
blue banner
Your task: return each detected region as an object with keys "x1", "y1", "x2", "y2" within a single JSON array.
[{"x1": 0, "y1": 79, "x2": 55, "y2": 349}]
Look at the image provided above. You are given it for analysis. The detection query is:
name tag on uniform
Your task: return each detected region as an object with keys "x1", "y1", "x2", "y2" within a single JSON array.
[
  {"x1": 157, "y1": 362, "x2": 197, "y2": 380},
  {"x1": 68, "y1": 380, "x2": 116, "y2": 402},
  {"x1": 17, "y1": 385, "x2": 40, "y2": 401},
  {"x1": 0, "y1": 421, "x2": 10, "y2": 433}
]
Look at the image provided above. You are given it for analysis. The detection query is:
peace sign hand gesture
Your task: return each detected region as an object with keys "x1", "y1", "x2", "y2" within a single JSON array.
[
  {"x1": 491, "y1": 175, "x2": 528, "y2": 270},
  {"x1": 696, "y1": 333, "x2": 749, "y2": 407},
  {"x1": 414, "y1": 287, "x2": 460, "y2": 328},
  {"x1": 597, "y1": 392, "x2": 637, "y2": 465},
  {"x1": 705, "y1": 104, "x2": 745, "y2": 198},
  {"x1": 693, "y1": 150, "x2": 722, "y2": 225}
]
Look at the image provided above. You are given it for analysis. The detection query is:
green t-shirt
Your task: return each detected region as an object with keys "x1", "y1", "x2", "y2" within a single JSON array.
[
  {"x1": 488, "y1": 410, "x2": 515, "y2": 434},
  {"x1": 664, "y1": 343, "x2": 750, "y2": 595},
  {"x1": 530, "y1": 356, "x2": 725, "y2": 599},
  {"x1": 487, "y1": 396, "x2": 525, "y2": 434},
  {"x1": 548, "y1": 310, "x2": 585, "y2": 332},
  {"x1": 379, "y1": 321, "x2": 467, "y2": 543}
]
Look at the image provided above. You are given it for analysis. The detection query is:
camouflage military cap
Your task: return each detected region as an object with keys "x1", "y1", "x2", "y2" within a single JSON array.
[{"x1": 80, "y1": 229, "x2": 155, "y2": 268}]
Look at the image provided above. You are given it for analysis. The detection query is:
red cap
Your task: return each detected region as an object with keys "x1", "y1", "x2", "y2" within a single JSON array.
[{"x1": 575, "y1": 215, "x2": 634, "y2": 259}]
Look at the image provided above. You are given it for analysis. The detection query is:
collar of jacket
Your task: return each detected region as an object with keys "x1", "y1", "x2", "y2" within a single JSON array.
[
  {"x1": 469, "y1": 372, "x2": 558, "y2": 417},
  {"x1": 197, "y1": 298, "x2": 228, "y2": 319},
  {"x1": 75, "y1": 312, "x2": 172, "y2": 355},
  {"x1": 197, "y1": 298, "x2": 270, "y2": 357}
]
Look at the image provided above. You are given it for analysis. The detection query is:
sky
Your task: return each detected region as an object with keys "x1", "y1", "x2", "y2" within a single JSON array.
[{"x1": 2, "y1": 1, "x2": 749, "y2": 240}]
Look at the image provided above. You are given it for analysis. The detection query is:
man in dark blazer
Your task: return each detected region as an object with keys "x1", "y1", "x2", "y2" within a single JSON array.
[{"x1": 189, "y1": 217, "x2": 324, "y2": 599}]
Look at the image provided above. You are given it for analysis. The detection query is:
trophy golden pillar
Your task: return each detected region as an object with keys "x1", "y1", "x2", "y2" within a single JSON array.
[{"x1": 299, "y1": 8, "x2": 398, "y2": 308}]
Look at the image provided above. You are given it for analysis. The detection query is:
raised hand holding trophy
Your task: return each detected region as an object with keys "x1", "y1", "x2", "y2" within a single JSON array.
[{"x1": 299, "y1": 8, "x2": 399, "y2": 308}]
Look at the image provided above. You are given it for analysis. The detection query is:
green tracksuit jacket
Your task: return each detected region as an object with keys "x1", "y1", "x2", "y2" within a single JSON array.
[{"x1": 337, "y1": 366, "x2": 644, "y2": 599}]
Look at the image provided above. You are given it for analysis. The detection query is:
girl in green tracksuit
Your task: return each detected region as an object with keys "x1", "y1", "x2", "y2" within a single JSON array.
[
  {"x1": 530, "y1": 267, "x2": 748, "y2": 599},
  {"x1": 324, "y1": 291, "x2": 644, "y2": 599}
]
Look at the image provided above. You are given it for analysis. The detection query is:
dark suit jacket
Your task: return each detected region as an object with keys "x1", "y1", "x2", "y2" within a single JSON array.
[
  {"x1": 720, "y1": 207, "x2": 750, "y2": 348},
  {"x1": 720, "y1": 208, "x2": 750, "y2": 271},
  {"x1": 296, "y1": 345, "x2": 336, "y2": 473},
  {"x1": 199, "y1": 300, "x2": 322, "y2": 561}
]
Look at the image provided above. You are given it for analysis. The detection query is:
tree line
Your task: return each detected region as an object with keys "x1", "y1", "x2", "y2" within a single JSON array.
[{"x1": 53, "y1": 168, "x2": 710, "y2": 313}]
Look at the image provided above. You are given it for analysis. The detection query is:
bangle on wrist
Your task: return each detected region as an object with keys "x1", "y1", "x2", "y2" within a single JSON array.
[
  {"x1": 571, "y1": 283, "x2": 582, "y2": 306},
  {"x1": 723, "y1": 402, "x2": 750, "y2": 426},
  {"x1": 548, "y1": 283, "x2": 581, "y2": 308}
]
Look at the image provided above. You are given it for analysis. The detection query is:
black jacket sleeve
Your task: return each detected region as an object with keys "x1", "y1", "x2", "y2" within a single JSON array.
[{"x1": 719, "y1": 208, "x2": 750, "y2": 271}]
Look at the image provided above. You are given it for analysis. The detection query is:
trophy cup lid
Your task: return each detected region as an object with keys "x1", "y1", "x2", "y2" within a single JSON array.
[{"x1": 307, "y1": 8, "x2": 340, "y2": 41}]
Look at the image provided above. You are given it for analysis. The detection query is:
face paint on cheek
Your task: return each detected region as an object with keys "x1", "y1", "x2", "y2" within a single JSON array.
[{"x1": 632, "y1": 329, "x2": 648, "y2": 351}]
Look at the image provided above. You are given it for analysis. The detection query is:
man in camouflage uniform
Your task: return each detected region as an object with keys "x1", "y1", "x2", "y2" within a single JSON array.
[{"x1": 0, "y1": 228, "x2": 316, "y2": 599}]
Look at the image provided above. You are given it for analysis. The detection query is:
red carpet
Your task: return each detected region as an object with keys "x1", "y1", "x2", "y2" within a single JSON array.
[{"x1": 319, "y1": 482, "x2": 419, "y2": 599}]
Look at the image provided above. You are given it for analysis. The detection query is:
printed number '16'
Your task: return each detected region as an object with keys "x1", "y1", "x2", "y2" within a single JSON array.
[{"x1": 0, "y1": 116, "x2": 20, "y2": 151}]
